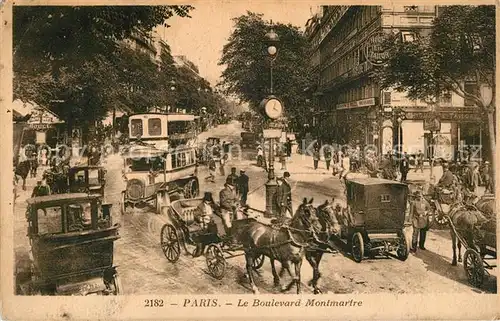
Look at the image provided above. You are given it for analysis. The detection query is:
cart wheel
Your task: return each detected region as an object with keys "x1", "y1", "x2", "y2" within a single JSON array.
[
  {"x1": 397, "y1": 231, "x2": 410, "y2": 261},
  {"x1": 351, "y1": 232, "x2": 364, "y2": 263},
  {"x1": 206, "y1": 244, "x2": 226, "y2": 279},
  {"x1": 464, "y1": 249, "x2": 485, "y2": 288},
  {"x1": 120, "y1": 191, "x2": 126, "y2": 215},
  {"x1": 252, "y1": 254, "x2": 265, "y2": 270},
  {"x1": 105, "y1": 274, "x2": 122, "y2": 295},
  {"x1": 161, "y1": 224, "x2": 181, "y2": 263},
  {"x1": 184, "y1": 178, "x2": 199, "y2": 199}
]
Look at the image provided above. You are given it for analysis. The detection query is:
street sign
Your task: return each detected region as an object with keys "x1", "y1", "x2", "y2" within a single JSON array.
[{"x1": 263, "y1": 129, "x2": 282, "y2": 139}]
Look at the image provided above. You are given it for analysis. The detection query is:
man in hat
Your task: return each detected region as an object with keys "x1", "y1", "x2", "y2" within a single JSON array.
[
  {"x1": 238, "y1": 169, "x2": 249, "y2": 205},
  {"x1": 31, "y1": 179, "x2": 51, "y2": 197},
  {"x1": 482, "y1": 161, "x2": 493, "y2": 194},
  {"x1": 437, "y1": 162, "x2": 454, "y2": 188},
  {"x1": 464, "y1": 161, "x2": 480, "y2": 195},
  {"x1": 276, "y1": 172, "x2": 292, "y2": 218},
  {"x1": 226, "y1": 167, "x2": 239, "y2": 195},
  {"x1": 191, "y1": 192, "x2": 219, "y2": 257},
  {"x1": 399, "y1": 152, "x2": 410, "y2": 182},
  {"x1": 411, "y1": 189, "x2": 431, "y2": 252},
  {"x1": 219, "y1": 177, "x2": 239, "y2": 237}
]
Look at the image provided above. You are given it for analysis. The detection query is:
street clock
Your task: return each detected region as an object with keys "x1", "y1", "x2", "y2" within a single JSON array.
[{"x1": 263, "y1": 98, "x2": 283, "y2": 119}]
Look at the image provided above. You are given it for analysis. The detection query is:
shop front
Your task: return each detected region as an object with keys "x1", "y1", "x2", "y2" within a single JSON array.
[{"x1": 379, "y1": 106, "x2": 485, "y2": 161}]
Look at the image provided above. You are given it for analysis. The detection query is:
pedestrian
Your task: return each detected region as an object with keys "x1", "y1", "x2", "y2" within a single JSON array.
[
  {"x1": 340, "y1": 152, "x2": 350, "y2": 179},
  {"x1": 482, "y1": 161, "x2": 493, "y2": 194},
  {"x1": 219, "y1": 153, "x2": 227, "y2": 176},
  {"x1": 324, "y1": 146, "x2": 332, "y2": 171},
  {"x1": 31, "y1": 180, "x2": 51, "y2": 197},
  {"x1": 464, "y1": 162, "x2": 480, "y2": 195},
  {"x1": 205, "y1": 157, "x2": 216, "y2": 183},
  {"x1": 415, "y1": 150, "x2": 424, "y2": 173},
  {"x1": 400, "y1": 152, "x2": 410, "y2": 182},
  {"x1": 226, "y1": 167, "x2": 239, "y2": 194},
  {"x1": 219, "y1": 178, "x2": 239, "y2": 240},
  {"x1": 410, "y1": 189, "x2": 431, "y2": 252},
  {"x1": 285, "y1": 138, "x2": 292, "y2": 158},
  {"x1": 276, "y1": 172, "x2": 292, "y2": 218},
  {"x1": 312, "y1": 143, "x2": 320, "y2": 170},
  {"x1": 238, "y1": 169, "x2": 249, "y2": 205},
  {"x1": 279, "y1": 148, "x2": 287, "y2": 170},
  {"x1": 257, "y1": 146, "x2": 264, "y2": 168}
]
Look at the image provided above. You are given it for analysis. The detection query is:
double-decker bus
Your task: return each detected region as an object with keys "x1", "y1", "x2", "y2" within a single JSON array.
[{"x1": 120, "y1": 113, "x2": 199, "y2": 213}]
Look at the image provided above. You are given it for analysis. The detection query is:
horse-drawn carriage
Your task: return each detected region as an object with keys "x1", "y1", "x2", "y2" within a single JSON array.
[
  {"x1": 160, "y1": 198, "x2": 265, "y2": 279},
  {"x1": 16, "y1": 193, "x2": 121, "y2": 295},
  {"x1": 333, "y1": 177, "x2": 411, "y2": 262},
  {"x1": 434, "y1": 192, "x2": 496, "y2": 288},
  {"x1": 160, "y1": 195, "x2": 339, "y2": 294}
]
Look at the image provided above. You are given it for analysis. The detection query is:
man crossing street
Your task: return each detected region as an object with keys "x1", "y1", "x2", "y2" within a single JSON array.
[{"x1": 219, "y1": 178, "x2": 239, "y2": 238}]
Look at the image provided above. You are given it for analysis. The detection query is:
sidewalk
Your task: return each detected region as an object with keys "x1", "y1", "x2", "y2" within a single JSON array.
[{"x1": 268, "y1": 152, "x2": 444, "y2": 184}]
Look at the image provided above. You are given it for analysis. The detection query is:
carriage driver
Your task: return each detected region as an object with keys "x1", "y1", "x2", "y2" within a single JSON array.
[{"x1": 219, "y1": 177, "x2": 239, "y2": 237}]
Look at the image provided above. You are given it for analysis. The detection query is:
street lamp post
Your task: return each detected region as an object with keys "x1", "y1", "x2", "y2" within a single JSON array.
[{"x1": 263, "y1": 23, "x2": 281, "y2": 216}]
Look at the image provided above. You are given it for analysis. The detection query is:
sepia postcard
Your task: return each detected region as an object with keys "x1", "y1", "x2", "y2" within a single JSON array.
[{"x1": 1, "y1": 0, "x2": 498, "y2": 320}]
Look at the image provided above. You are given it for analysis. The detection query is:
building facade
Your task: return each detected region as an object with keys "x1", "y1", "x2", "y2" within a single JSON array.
[{"x1": 311, "y1": 5, "x2": 487, "y2": 160}]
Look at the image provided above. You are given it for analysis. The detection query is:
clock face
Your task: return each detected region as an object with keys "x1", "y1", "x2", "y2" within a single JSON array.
[{"x1": 264, "y1": 99, "x2": 283, "y2": 119}]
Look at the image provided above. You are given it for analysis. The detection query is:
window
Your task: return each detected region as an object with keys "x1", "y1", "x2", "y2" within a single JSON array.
[
  {"x1": 438, "y1": 91, "x2": 452, "y2": 105},
  {"x1": 37, "y1": 206, "x2": 63, "y2": 234},
  {"x1": 168, "y1": 121, "x2": 190, "y2": 136},
  {"x1": 131, "y1": 119, "x2": 143, "y2": 137},
  {"x1": 148, "y1": 118, "x2": 162, "y2": 136},
  {"x1": 401, "y1": 31, "x2": 416, "y2": 43}
]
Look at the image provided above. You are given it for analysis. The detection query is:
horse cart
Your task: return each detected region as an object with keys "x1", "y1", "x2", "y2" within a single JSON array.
[
  {"x1": 160, "y1": 198, "x2": 265, "y2": 279},
  {"x1": 16, "y1": 193, "x2": 122, "y2": 295},
  {"x1": 334, "y1": 178, "x2": 411, "y2": 262},
  {"x1": 442, "y1": 194, "x2": 496, "y2": 288}
]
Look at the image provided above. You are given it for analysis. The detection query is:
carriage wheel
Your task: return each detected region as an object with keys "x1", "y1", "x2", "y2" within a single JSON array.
[
  {"x1": 105, "y1": 274, "x2": 122, "y2": 295},
  {"x1": 351, "y1": 232, "x2": 364, "y2": 263},
  {"x1": 252, "y1": 254, "x2": 265, "y2": 270},
  {"x1": 161, "y1": 224, "x2": 181, "y2": 263},
  {"x1": 206, "y1": 244, "x2": 226, "y2": 279},
  {"x1": 184, "y1": 178, "x2": 199, "y2": 199},
  {"x1": 464, "y1": 249, "x2": 485, "y2": 288},
  {"x1": 396, "y1": 231, "x2": 410, "y2": 261},
  {"x1": 120, "y1": 192, "x2": 127, "y2": 215}
]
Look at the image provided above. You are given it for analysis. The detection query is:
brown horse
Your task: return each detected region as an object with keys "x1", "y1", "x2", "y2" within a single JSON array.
[
  {"x1": 14, "y1": 160, "x2": 31, "y2": 191},
  {"x1": 304, "y1": 198, "x2": 341, "y2": 294},
  {"x1": 440, "y1": 191, "x2": 490, "y2": 266},
  {"x1": 235, "y1": 198, "x2": 322, "y2": 294}
]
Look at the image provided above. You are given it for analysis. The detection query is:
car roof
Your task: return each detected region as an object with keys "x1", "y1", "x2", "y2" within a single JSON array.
[
  {"x1": 26, "y1": 193, "x2": 100, "y2": 206},
  {"x1": 346, "y1": 177, "x2": 408, "y2": 187},
  {"x1": 69, "y1": 165, "x2": 104, "y2": 170}
]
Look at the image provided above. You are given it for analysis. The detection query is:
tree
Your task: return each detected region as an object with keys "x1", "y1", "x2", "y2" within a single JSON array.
[
  {"x1": 378, "y1": 5, "x2": 495, "y2": 183},
  {"x1": 14, "y1": 6, "x2": 194, "y2": 139},
  {"x1": 218, "y1": 12, "x2": 313, "y2": 130}
]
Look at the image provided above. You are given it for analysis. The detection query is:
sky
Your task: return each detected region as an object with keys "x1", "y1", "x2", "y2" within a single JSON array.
[{"x1": 159, "y1": 1, "x2": 318, "y2": 86}]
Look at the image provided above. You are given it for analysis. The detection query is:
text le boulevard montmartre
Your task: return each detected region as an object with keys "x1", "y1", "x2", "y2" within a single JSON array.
[{"x1": 237, "y1": 298, "x2": 363, "y2": 307}]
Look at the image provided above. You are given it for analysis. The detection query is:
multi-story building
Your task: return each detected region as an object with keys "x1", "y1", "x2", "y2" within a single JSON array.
[{"x1": 311, "y1": 5, "x2": 488, "y2": 160}]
